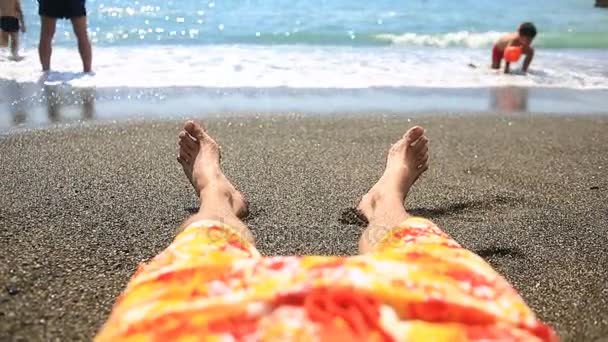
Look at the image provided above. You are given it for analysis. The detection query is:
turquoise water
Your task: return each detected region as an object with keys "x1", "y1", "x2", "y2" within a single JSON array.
[
  {"x1": 17, "y1": 0, "x2": 608, "y2": 48},
  {"x1": 1, "y1": 0, "x2": 607, "y2": 128},
  {"x1": 0, "y1": 0, "x2": 604, "y2": 90}
]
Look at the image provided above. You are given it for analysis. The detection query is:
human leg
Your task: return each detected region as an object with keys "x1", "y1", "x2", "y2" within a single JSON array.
[
  {"x1": 492, "y1": 45, "x2": 502, "y2": 69},
  {"x1": 38, "y1": 16, "x2": 57, "y2": 71},
  {"x1": 70, "y1": 16, "x2": 92, "y2": 72},
  {"x1": 0, "y1": 31, "x2": 8, "y2": 47},
  {"x1": 357, "y1": 126, "x2": 429, "y2": 253},
  {"x1": 354, "y1": 126, "x2": 556, "y2": 341},
  {"x1": 0, "y1": 17, "x2": 20, "y2": 57},
  {"x1": 176, "y1": 120, "x2": 253, "y2": 243},
  {"x1": 96, "y1": 121, "x2": 259, "y2": 340},
  {"x1": 9, "y1": 32, "x2": 19, "y2": 58}
]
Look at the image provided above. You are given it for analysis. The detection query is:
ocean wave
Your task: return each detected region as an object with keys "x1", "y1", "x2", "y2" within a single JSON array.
[
  {"x1": 374, "y1": 31, "x2": 608, "y2": 49},
  {"x1": 538, "y1": 32, "x2": 608, "y2": 49},
  {"x1": 80, "y1": 29, "x2": 608, "y2": 49},
  {"x1": 1, "y1": 45, "x2": 607, "y2": 90},
  {"x1": 375, "y1": 31, "x2": 504, "y2": 48}
]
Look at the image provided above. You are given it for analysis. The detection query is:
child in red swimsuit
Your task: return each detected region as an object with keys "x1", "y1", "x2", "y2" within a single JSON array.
[{"x1": 492, "y1": 22, "x2": 537, "y2": 74}]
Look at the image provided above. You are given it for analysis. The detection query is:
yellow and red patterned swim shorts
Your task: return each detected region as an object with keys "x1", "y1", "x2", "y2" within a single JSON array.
[{"x1": 96, "y1": 217, "x2": 557, "y2": 341}]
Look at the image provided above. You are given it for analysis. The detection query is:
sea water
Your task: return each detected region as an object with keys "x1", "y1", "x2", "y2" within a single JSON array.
[
  {"x1": 2, "y1": 0, "x2": 608, "y2": 89},
  {"x1": 0, "y1": 0, "x2": 607, "y2": 127}
]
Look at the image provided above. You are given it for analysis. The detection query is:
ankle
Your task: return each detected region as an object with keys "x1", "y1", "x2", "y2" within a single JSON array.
[
  {"x1": 369, "y1": 186, "x2": 406, "y2": 205},
  {"x1": 199, "y1": 183, "x2": 231, "y2": 201},
  {"x1": 360, "y1": 191, "x2": 405, "y2": 220}
]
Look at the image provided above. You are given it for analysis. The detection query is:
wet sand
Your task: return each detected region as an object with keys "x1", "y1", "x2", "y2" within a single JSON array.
[
  {"x1": 0, "y1": 114, "x2": 607, "y2": 341},
  {"x1": 3, "y1": 78, "x2": 608, "y2": 131}
]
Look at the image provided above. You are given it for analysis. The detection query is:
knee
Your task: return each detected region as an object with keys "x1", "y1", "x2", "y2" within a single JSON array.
[
  {"x1": 76, "y1": 34, "x2": 91, "y2": 47},
  {"x1": 40, "y1": 30, "x2": 55, "y2": 43},
  {"x1": 72, "y1": 24, "x2": 90, "y2": 42}
]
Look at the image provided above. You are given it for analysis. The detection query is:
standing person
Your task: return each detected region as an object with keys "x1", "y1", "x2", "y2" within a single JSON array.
[
  {"x1": 0, "y1": 0, "x2": 26, "y2": 59},
  {"x1": 38, "y1": 0, "x2": 92, "y2": 72}
]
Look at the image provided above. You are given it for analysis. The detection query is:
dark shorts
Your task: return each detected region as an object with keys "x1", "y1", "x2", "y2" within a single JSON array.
[
  {"x1": 38, "y1": 0, "x2": 87, "y2": 19},
  {"x1": 0, "y1": 17, "x2": 19, "y2": 33}
]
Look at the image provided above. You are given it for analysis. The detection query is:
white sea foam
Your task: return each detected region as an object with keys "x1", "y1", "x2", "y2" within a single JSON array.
[
  {"x1": 375, "y1": 31, "x2": 505, "y2": 48},
  {"x1": 0, "y1": 45, "x2": 607, "y2": 89}
]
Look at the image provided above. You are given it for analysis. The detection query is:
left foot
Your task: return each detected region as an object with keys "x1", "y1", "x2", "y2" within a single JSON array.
[
  {"x1": 8, "y1": 55, "x2": 24, "y2": 62},
  {"x1": 177, "y1": 121, "x2": 248, "y2": 218}
]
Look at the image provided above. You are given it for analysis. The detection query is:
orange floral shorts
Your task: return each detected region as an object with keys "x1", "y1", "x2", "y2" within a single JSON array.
[{"x1": 96, "y1": 217, "x2": 557, "y2": 341}]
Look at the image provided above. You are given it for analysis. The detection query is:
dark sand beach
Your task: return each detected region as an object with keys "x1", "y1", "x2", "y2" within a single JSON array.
[{"x1": 0, "y1": 114, "x2": 607, "y2": 341}]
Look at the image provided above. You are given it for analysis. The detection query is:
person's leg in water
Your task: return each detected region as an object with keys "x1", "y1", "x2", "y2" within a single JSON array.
[
  {"x1": 491, "y1": 45, "x2": 502, "y2": 70},
  {"x1": 70, "y1": 16, "x2": 92, "y2": 73},
  {"x1": 357, "y1": 126, "x2": 428, "y2": 253},
  {"x1": 38, "y1": 16, "x2": 56, "y2": 71},
  {"x1": 0, "y1": 31, "x2": 8, "y2": 48},
  {"x1": 0, "y1": 17, "x2": 21, "y2": 59},
  {"x1": 8, "y1": 31, "x2": 19, "y2": 59},
  {"x1": 176, "y1": 120, "x2": 253, "y2": 242}
]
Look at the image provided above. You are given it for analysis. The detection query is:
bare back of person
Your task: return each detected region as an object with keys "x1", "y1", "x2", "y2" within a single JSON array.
[
  {"x1": 0, "y1": 0, "x2": 19, "y2": 17},
  {"x1": 492, "y1": 25, "x2": 536, "y2": 73},
  {"x1": 494, "y1": 32, "x2": 521, "y2": 52}
]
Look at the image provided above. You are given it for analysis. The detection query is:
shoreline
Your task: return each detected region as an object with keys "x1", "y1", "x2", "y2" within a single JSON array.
[
  {"x1": 1, "y1": 80, "x2": 608, "y2": 130},
  {"x1": 1, "y1": 114, "x2": 607, "y2": 340}
]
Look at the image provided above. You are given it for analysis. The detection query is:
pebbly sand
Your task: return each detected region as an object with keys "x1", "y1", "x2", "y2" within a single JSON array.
[{"x1": 0, "y1": 114, "x2": 607, "y2": 341}]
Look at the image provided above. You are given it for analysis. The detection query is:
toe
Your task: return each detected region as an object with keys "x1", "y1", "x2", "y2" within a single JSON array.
[
  {"x1": 185, "y1": 135, "x2": 198, "y2": 149},
  {"x1": 417, "y1": 154, "x2": 429, "y2": 168},
  {"x1": 178, "y1": 139, "x2": 195, "y2": 156},
  {"x1": 416, "y1": 143, "x2": 428, "y2": 158},
  {"x1": 178, "y1": 149, "x2": 191, "y2": 163},
  {"x1": 412, "y1": 136, "x2": 428, "y2": 152},
  {"x1": 404, "y1": 126, "x2": 425, "y2": 146},
  {"x1": 179, "y1": 134, "x2": 198, "y2": 151},
  {"x1": 185, "y1": 120, "x2": 208, "y2": 141}
]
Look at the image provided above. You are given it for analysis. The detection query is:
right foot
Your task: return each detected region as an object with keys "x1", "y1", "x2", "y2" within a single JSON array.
[
  {"x1": 177, "y1": 121, "x2": 249, "y2": 218},
  {"x1": 357, "y1": 126, "x2": 429, "y2": 222}
]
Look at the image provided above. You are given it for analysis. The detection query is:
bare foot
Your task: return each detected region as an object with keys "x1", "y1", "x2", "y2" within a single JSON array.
[
  {"x1": 177, "y1": 121, "x2": 248, "y2": 218},
  {"x1": 357, "y1": 126, "x2": 429, "y2": 223},
  {"x1": 8, "y1": 54, "x2": 24, "y2": 62}
]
